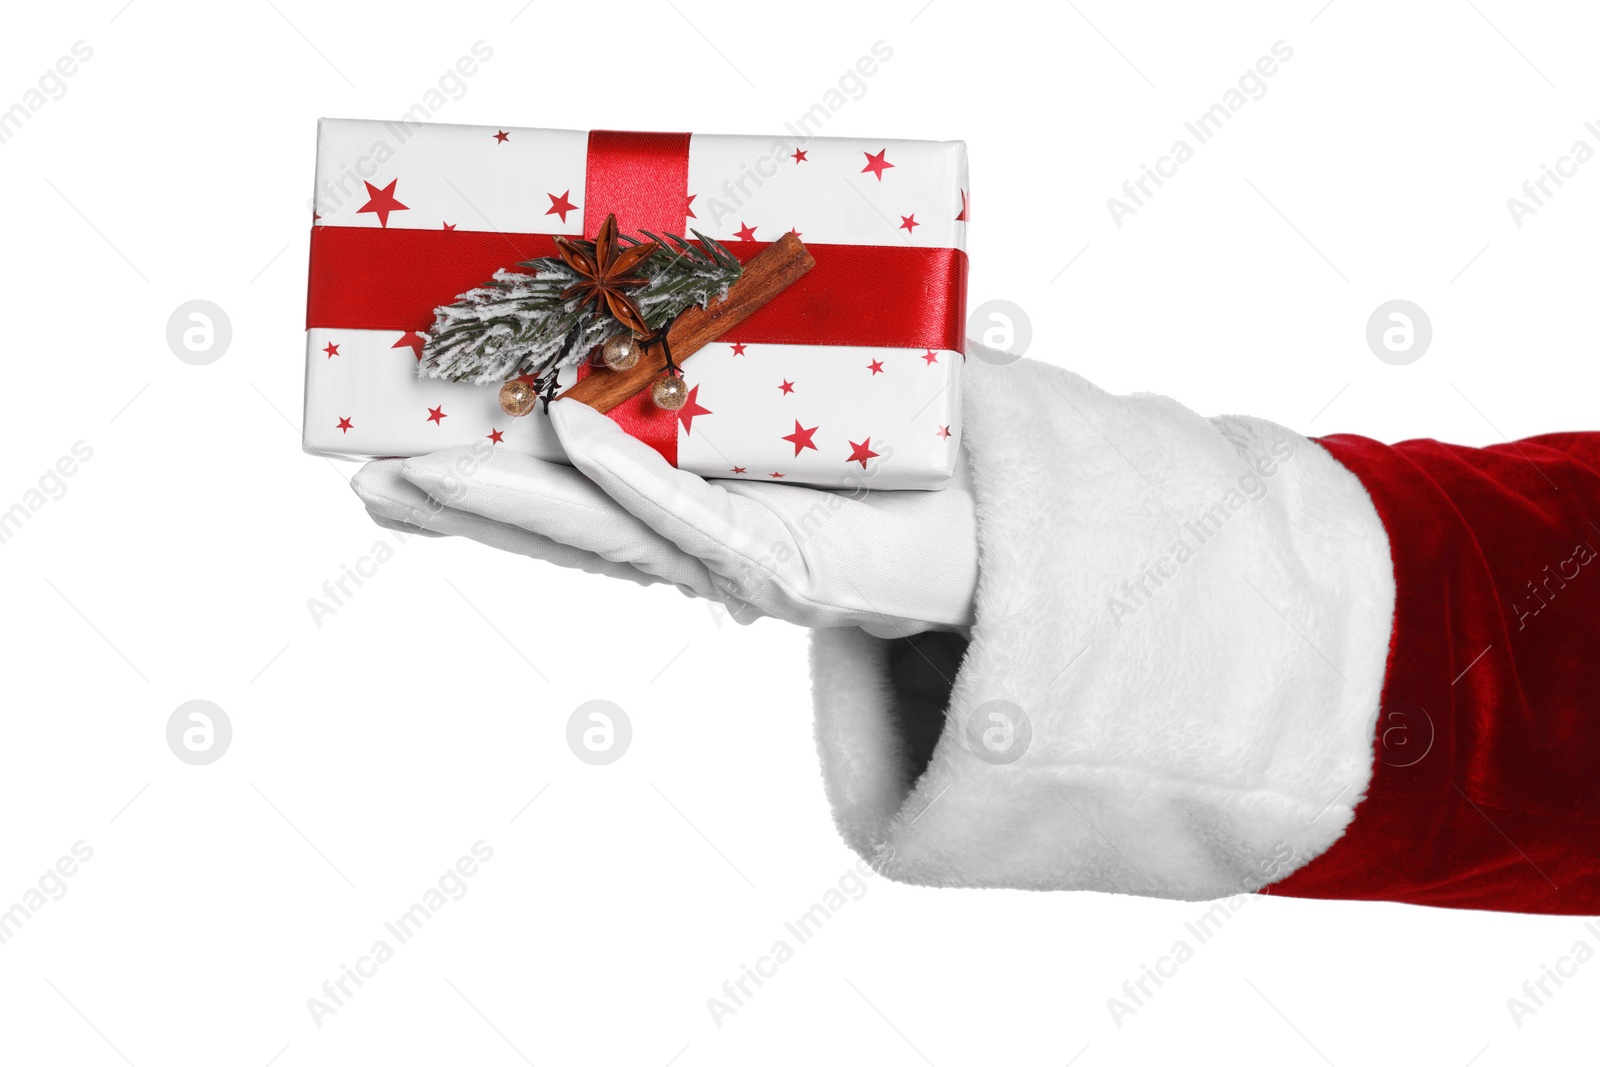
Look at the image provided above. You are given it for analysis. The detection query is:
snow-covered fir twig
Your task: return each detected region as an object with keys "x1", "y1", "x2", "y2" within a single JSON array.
[{"x1": 417, "y1": 230, "x2": 743, "y2": 385}]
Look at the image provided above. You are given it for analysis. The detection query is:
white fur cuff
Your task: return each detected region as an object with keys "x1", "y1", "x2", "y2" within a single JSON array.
[{"x1": 809, "y1": 359, "x2": 1396, "y2": 900}]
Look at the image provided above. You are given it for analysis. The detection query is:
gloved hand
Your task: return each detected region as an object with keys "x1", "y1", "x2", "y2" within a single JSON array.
[{"x1": 351, "y1": 396, "x2": 978, "y2": 639}]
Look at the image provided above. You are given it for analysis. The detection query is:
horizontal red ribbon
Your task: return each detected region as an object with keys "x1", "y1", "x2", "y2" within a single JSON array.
[{"x1": 304, "y1": 226, "x2": 968, "y2": 353}]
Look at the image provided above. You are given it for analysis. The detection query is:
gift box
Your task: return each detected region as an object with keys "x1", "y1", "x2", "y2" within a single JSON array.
[{"x1": 303, "y1": 119, "x2": 968, "y2": 489}]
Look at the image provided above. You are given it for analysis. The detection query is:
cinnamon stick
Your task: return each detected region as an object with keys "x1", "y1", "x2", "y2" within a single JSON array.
[{"x1": 558, "y1": 232, "x2": 815, "y2": 413}]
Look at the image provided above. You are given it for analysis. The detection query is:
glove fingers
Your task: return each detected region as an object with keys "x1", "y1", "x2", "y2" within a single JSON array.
[
  {"x1": 352, "y1": 458, "x2": 664, "y2": 588},
  {"x1": 547, "y1": 398, "x2": 810, "y2": 605},
  {"x1": 392, "y1": 446, "x2": 726, "y2": 599},
  {"x1": 550, "y1": 399, "x2": 981, "y2": 634}
]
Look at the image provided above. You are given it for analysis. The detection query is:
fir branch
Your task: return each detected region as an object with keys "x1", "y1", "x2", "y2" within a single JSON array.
[{"x1": 418, "y1": 228, "x2": 743, "y2": 385}]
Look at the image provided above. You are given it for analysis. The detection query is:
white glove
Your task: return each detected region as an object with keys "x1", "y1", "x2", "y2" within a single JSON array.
[{"x1": 351, "y1": 397, "x2": 978, "y2": 638}]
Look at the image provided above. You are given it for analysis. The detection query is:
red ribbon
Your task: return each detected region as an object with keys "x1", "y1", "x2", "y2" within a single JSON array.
[
  {"x1": 579, "y1": 130, "x2": 691, "y2": 464},
  {"x1": 583, "y1": 130, "x2": 692, "y2": 238},
  {"x1": 305, "y1": 130, "x2": 969, "y2": 463},
  {"x1": 306, "y1": 230, "x2": 967, "y2": 345}
]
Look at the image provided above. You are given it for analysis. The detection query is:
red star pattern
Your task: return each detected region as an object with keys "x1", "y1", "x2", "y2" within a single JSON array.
[
  {"x1": 861, "y1": 148, "x2": 894, "y2": 181},
  {"x1": 357, "y1": 179, "x2": 408, "y2": 228},
  {"x1": 782, "y1": 420, "x2": 819, "y2": 456},
  {"x1": 677, "y1": 386, "x2": 712, "y2": 433},
  {"x1": 846, "y1": 438, "x2": 880, "y2": 468},
  {"x1": 546, "y1": 190, "x2": 578, "y2": 223},
  {"x1": 310, "y1": 130, "x2": 967, "y2": 490},
  {"x1": 392, "y1": 331, "x2": 426, "y2": 359}
]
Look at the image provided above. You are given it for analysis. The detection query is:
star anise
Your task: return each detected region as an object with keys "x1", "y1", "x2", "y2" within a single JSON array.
[{"x1": 551, "y1": 213, "x2": 659, "y2": 336}]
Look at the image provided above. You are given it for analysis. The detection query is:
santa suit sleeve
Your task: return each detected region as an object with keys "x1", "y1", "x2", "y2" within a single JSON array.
[{"x1": 808, "y1": 358, "x2": 1600, "y2": 914}]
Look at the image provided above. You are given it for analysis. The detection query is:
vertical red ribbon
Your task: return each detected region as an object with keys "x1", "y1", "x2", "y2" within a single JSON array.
[{"x1": 578, "y1": 129, "x2": 693, "y2": 463}]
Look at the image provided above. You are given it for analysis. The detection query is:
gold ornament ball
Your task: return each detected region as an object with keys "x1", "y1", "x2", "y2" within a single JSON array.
[
  {"x1": 498, "y1": 378, "x2": 538, "y2": 417},
  {"x1": 601, "y1": 334, "x2": 642, "y2": 372},
  {"x1": 651, "y1": 374, "x2": 689, "y2": 411}
]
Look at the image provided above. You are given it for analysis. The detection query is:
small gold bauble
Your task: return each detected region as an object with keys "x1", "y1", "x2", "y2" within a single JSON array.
[
  {"x1": 498, "y1": 378, "x2": 538, "y2": 417},
  {"x1": 600, "y1": 333, "x2": 642, "y2": 372},
  {"x1": 651, "y1": 374, "x2": 689, "y2": 411}
]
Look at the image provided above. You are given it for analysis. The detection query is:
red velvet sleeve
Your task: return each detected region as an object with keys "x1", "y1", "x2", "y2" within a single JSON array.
[{"x1": 1270, "y1": 432, "x2": 1600, "y2": 913}]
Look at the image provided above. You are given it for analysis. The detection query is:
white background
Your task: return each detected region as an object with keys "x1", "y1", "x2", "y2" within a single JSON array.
[{"x1": 3, "y1": 2, "x2": 1597, "y2": 1065}]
